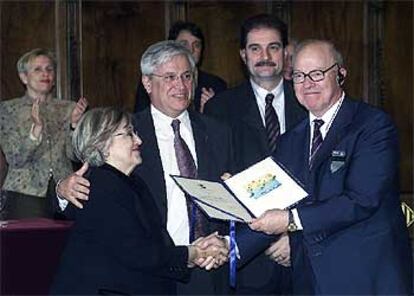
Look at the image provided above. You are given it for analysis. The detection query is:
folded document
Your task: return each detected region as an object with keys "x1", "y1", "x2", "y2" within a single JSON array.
[{"x1": 171, "y1": 157, "x2": 308, "y2": 223}]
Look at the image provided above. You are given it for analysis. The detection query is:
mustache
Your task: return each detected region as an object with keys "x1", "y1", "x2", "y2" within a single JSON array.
[{"x1": 255, "y1": 60, "x2": 277, "y2": 67}]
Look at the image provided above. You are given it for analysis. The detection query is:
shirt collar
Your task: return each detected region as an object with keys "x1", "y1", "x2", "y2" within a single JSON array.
[
  {"x1": 250, "y1": 78, "x2": 284, "y2": 103},
  {"x1": 150, "y1": 105, "x2": 191, "y2": 130},
  {"x1": 309, "y1": 92, "x2": 345, "y2": 130}
]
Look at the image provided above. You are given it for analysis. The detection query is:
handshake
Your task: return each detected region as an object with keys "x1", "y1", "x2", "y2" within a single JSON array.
[{"x1": 187, "y1": 232, "x2": 230, "y2": 270}]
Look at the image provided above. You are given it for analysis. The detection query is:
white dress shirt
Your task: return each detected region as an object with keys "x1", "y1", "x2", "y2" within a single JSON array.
[
  {"x1": 151, "y1": 106, "x2": 197, "y2": 246},
  {"x1": 292, "y1": 92, "x2": 345, "y2": 229},
  {"x1": 251, "y1": 78, "x2": 286, "y2": 134}
]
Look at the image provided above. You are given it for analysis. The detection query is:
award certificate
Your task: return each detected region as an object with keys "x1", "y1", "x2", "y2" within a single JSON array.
[{"x1": 171, "y1": 157, "x2": 308, "y2": 223}]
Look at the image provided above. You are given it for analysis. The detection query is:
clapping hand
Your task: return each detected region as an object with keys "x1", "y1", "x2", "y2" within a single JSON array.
[
  {"x1": 70, "y1": 97, "x2": 88, "y2": 129},
  {"x1": 31, "y1": 98, "x2": 43, "y2": 139},
  {"x1": 188, "y1": 232, "x2": 229, "y2": 270},
  {"x1": 199, "y1": 87, "x2": 215, "y2": 113}
]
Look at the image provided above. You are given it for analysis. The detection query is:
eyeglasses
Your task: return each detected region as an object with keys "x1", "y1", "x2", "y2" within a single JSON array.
[
  {"x1": 113, "y1": 129, "x2": 138, "y2": 139},
  {"x1": 151, "y1": 71, "x2": 193, "y2": 84},
  {"x1": 292, "y1": 63, "x2": 338, "y2": 84}
]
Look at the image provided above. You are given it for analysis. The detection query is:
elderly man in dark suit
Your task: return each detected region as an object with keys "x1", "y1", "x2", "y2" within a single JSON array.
[
  {"x1": 57, "y1": 41, "x2": 233, "y2": 295},
  {"x1": 204, "y1": 14, "x2": 305, "y2": 295},
  {"x1": 242, "y1": 39, "x2": 413, "y2": 295}
]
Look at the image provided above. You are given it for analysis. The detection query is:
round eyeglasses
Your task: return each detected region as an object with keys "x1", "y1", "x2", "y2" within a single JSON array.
[{"x1": 292, "y1": 63, "x2": 338, "y2": 84}]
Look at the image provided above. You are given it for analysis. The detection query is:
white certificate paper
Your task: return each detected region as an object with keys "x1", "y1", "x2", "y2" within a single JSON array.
[
  {"x1": 170, "y1": 177, "x2": 254, "y2": 222},
  {"x1": 171, "y1": 157, "x2": 308, "y2": 223},
  {"x1": 224, "y1": 157, "x2": 308, "y2": 217}
]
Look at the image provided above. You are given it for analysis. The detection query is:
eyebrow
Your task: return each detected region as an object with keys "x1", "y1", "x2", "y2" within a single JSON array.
[{"x1": 247, "y1": 41, "x2": 282, "y2": 48}]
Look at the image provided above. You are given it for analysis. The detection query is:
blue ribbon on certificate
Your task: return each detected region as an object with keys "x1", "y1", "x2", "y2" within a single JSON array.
[{"x1": 229, "y1": 220, "x2": 236, "y2": 288}]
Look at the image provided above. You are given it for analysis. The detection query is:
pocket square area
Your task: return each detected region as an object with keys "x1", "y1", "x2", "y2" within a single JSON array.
[{"x1": 330, "y1": 160, "x2": 345, "y2": 173}]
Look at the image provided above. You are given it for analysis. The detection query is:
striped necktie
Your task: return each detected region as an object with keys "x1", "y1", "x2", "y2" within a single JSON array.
[
  {"x1": 171, "y1": 119, "x2": 203, "y2": 241},
  {"x1": 265, "y1": 93, "x2": 280, "y2": 154},
  {"x1": 309, "y1": 119, "x2": 324, "y2": 169}
]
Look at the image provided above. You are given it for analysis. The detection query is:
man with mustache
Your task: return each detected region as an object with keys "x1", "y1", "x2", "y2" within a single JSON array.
[{"x1": 204, "y1": 14, "x2": 306, "y2": 295}]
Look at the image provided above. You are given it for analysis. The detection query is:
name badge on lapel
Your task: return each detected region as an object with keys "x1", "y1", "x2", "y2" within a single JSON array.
[{"x1": 330, "y1": 150, "x2": 346, "y2": 173}]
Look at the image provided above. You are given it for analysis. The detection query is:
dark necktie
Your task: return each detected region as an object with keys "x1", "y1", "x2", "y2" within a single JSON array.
[
  {"x1": 265, "y1": 93, "x2": 281, "y2": 154},
  {"x1": 309, "y1": 119, "x2": 325, "y2": 169},
  {"x1": 171, "y1": 119, "x2": 203, "y2": 241}
]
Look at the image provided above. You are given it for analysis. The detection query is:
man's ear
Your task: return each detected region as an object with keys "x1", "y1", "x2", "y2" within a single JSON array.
[
  {"x1": 19, "y1": 72, "x2": 28, "y2": 85},
  {"x1": 142, "y1": 76, "x2": 152, "y2": 94},
  {"x1": 240, "y1": 49, "x2": 247, "y2": 64},
  {"x1": 336, "y1": 67, "x2": 347, "y2": 86},
  {"x1": 339, "y1": 67, "x2": 347, "y2": 79}
]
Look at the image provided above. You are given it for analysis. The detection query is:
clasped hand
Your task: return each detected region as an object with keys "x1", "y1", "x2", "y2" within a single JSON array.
[{"x1": 187, "y1": 232, "x2": 229, "y2": 270}]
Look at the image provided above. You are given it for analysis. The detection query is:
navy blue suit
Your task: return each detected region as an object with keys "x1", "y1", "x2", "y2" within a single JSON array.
[
  {"x1": 51, "y1": 164, "x2": 190, "y2": 295},
  {"x1": 204, "y1": 80, "x2": 306, "y2": 294},
  {"x1": 239, "y1": 98, "x2": 413, "y2": 294},
  {"x1": 135, "y1": 70, "x2": 227, "y2": 113}
]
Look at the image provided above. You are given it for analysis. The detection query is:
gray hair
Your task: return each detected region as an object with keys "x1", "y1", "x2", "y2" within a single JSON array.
[
  {"x1": 293, "y1": 39, "x2": 344, "y2": 67},
  {"x1": 72, "y1": 107, "x2": 132, "y2": 167},
  {"x1": 16, "y1": 48, "x2": 56, "y2": 73},
  {"x1": 140, "y1": 40, "x2": 196, "y2": 76}
]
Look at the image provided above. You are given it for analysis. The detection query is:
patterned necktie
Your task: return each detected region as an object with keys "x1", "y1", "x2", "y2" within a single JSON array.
[
  {"x1": 309, "y1": 119, "x2": 325, "y2": 169},
  {"x1": 265, "y1": 93, "x2": 281, "y2": 154},
  {"x1": 171, "y1": 119, "x2": 203, "y2": 241}
]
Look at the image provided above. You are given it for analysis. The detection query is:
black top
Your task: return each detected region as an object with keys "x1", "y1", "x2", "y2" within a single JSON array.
[{"x1": 50, "y1": 164, "x2": 190, "y2": 295}]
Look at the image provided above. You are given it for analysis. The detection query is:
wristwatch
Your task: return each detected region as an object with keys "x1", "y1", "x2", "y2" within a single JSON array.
[{"x1": 287, "y1": 210, "x2": 298, "y2": 232}]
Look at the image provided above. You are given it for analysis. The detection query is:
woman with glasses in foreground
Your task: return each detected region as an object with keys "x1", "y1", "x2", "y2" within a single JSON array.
[{"x1": 50, "y1": 107, "x2": 227, "y2": 295}]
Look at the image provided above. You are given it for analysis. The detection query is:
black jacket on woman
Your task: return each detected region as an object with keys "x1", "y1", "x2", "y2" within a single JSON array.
[{"x1": 50, "y1": 164, "x2": 190, "y2": 295}]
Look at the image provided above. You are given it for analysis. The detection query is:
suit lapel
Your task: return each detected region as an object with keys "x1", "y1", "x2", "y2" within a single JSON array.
[
  {"x1": 239, "y1": 82, "x2": 269, "y2": 152},
  {"x1": 310, "y1": 98, "x2": 355, "y2": 173},
  {"x1": 284, "y1": 80, "x2": 296, "y2": 130},
  {"x1": 286, "y1": 121, "x2": 311, "y2": 188},
  {"x1": 189, "y1": 112, "x2": 210, "y2": 179},
  {"x1": 134, "y1": 109, "x2": 168, "y2": 225}
]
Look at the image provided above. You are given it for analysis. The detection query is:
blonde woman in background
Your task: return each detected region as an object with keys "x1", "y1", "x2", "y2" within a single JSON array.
[{"x1": 0, "y1": 48, "x2": 87, "y2": 219}]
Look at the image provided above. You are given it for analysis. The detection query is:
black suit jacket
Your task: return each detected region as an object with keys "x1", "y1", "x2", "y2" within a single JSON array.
[
  {"x1": 51, "y1": 164, "x2": 189, "y2": 295},
  {"x1": 134, "y1": 70, "x2": 227, "y2": 113},
  {"x1": 131, "y1": 108, "x2": 234, "y2": 294},
  {"x1": 204, "y1": 79, "x2": 306, "y2": 173},
  {"x1": 132, "y1": 108, "x2": 234, "y2": 229}
]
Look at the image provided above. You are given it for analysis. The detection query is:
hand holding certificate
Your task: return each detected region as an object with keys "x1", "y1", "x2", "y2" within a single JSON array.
[{"x1": 171, "y1": 157, "x2": 308, "y2": 223}]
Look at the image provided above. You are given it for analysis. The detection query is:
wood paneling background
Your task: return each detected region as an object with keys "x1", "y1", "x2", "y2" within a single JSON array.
[
  {"x1": 0, "y1": 0, "x2": 412, "y2": 231},
  {"x1": 383, "y1": 1, "x2": 413, "y2": 195},
  {"x1": 81, "y1": 1, "x2": 165, "y2": 110},
  {"x1": 0, "y1": 1, "x2": 55, "y2": 100}
]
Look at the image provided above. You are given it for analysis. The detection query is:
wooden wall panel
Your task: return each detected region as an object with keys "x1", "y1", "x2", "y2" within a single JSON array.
[
  {"x1": 81, "y1": 1, "x2": 165, "y2": 110},
  {"x1": 0, "y1": 1, "x2": 55, "y2": 101},
  {"x1": 290, "y1": 1, "x2": 364, "y2": 99},
  {"x1": 0, "y1": 1, "x2": 412, "y2": 204},
  {"x1": 383, "y1": 1, "x2": 413, "y2": 194},
  {"x1": 188, "y1": 1, "x2": 268, "y2": 87}
]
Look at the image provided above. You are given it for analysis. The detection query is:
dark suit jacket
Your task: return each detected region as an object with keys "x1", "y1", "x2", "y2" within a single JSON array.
[
  {"x1": 50, "y1": 164, "x2": 190, "y2": 295},
  {"x1": 204, "y1": 79, "x2": 306, "y2": 294},
  {"x1": 240, "y1": 98, "x2": 413, "y2": 294},
  {"x1": 132, "y1": 108, "x2": 234, "y2": 294},
  {"x1": 204, "y1": 79, "x2": 306, "y2": 173},
  {"x1": 134, "y1": 70, "x2": 227, "y2": 113}
]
